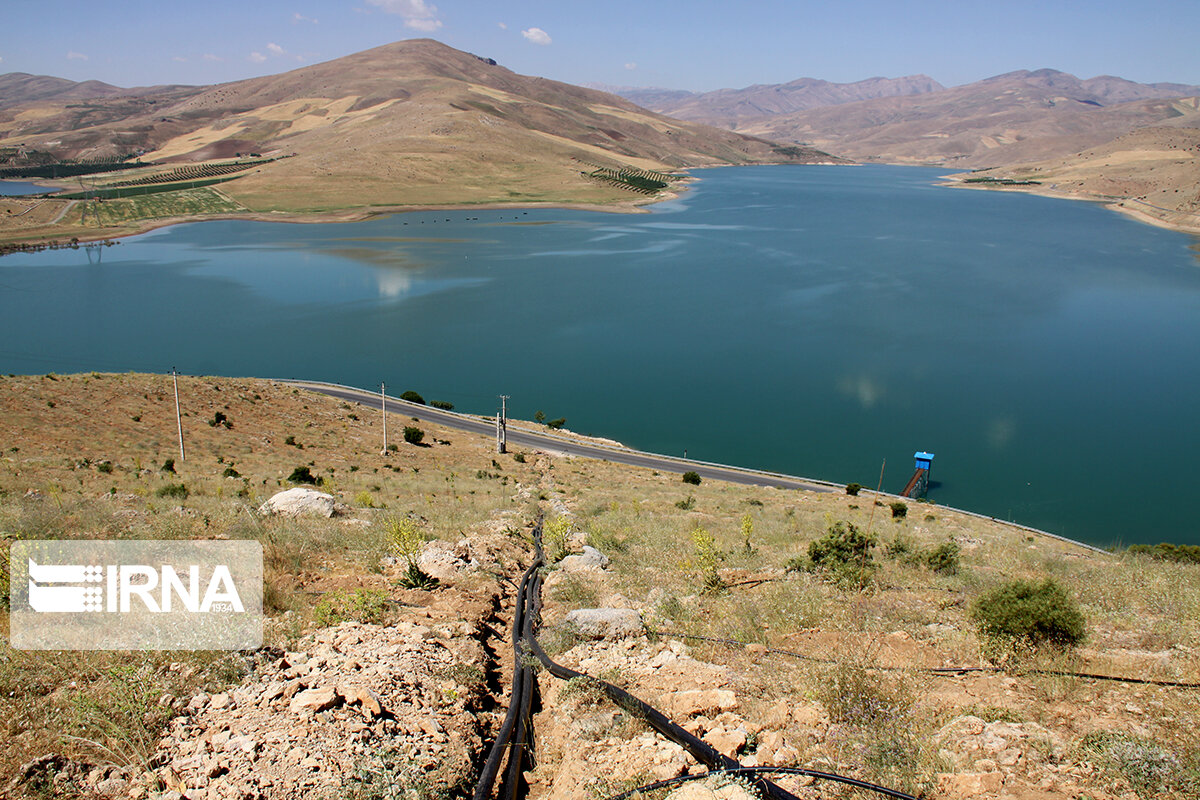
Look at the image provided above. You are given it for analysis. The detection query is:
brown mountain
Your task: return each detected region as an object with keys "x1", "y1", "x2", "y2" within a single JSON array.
[
  {"x1": 616, "y1": 75, "x2": 944, "y2": 126},
  {"x1": 731, "y1": 69, "x2": 1200, "y2": 168},
  {"x1": 0, "y1": 39, "x2": 840, "y2": 217}
]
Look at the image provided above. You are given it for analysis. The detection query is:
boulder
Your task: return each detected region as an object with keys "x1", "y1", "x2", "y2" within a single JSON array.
[
  {"x1": 418, "y1": 540, "x2": 474, "y2": 580},
  {"x1": 259, "y1": 488, "x2": 336, "y2": 518},
  {"x1": 561, "y1": 546, "x2": 610, "y2": 572},
  {"x1": 563, "y1": 608, "x2": 643, "y2": 639},
  {"x1": 289, "y1": 686, "x2": 338, "y2": 715}
]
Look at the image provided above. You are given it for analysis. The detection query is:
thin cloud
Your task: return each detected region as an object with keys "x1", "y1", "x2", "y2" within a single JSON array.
[
  {"x1": 267, "y1": 42, "x2": 285, "y2": 56},
  {"x1": 66, "y1": 51, "x2": 89, "y2": 61},
  {"x1": 173, "y1": 56, "x2": 188, "y2": 63},
  {"x1": 497, "y1": 22, "x2": 507, "y2": 30},
  {"x1": 521, "y1": 27, "x2": 551, "y2": 45},
  {"x1": 366, "y1": 0, "x2": 442, "y2": 32},
  {"x1": 624, "y1": 62, "x2": 637, "y2": 70},
  {"x1": 202, "y1": 53, "x2": 223, "y2": 62},
  {"x1": 249, "y1": 52, "x2": 267, "y2": 63},
  {"x1": 292, "y1": 12, "x2": 318, "y2": 24}
]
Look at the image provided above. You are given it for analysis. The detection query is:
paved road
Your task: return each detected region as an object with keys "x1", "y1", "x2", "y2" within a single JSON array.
[{"x1": 285, "y1": 380, "x2": 838, "y2": 494}]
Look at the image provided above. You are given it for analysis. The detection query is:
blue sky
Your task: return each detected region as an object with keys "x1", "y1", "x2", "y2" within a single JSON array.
[{"x1": 2, "y1": 0, "x2": 1198, "y2": 92}]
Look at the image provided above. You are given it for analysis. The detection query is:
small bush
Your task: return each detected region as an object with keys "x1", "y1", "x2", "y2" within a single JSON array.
[
  {"x1": 675, "y1": 495, "x2": 696, "y2": 510},
  {"x1": 386, "y1": 517, "x2": 438, "y2": 589},
  {"x1": 807, "y1": 521, "x2": 877, "y2": 587},
  {"x1": 313, "y1": 588, "x2": 388, "y2": 626},
  {"x1": 355, "y1": 490, "x2": 376, "y2": 508},
  {"x1": 885, "y1": 533, "x2": 919, "y2": 564},
  {"x1": 513, "y1": 452, "x2": 526, "y2": 463},
  {"x1": 430, "y1": 400, "x2": 454, "y2": 411},
  {"x1": 534, "y1": 411, "x2": 545, "y2": 424},
  {"x1": 691, "y1": 526, "x2": 724, "y2": 593},
  {"x1": 682, "y1": 471, "x2": 702, "y2": 486},
  {"x1": 155, "y1": 483, "x2": 189, "y2": 500},
  {"x1": 160, "y1": 458, "x2": 176, "y2": 474},
  {"x1": 544, "y1": 516, "x2": 571, "y2": 562},
  {"x1": 1079, "y1": 731, "x2": 1183, "y2": 796},
  {"x1": 400, "y1": 390, "x2": 425, "y2": 405},
  {"x1": 209, "y1": 411, "x2": 230, "y2": 428},
  {"x1": 222, "y1": 466, "x2": 241, "y2": 478},
  {"x1": 546, "y1": 417, "x2": 566, "y2": 430},
  {"x1": 284, "y1": 435, "x2": 301, "y2": 448},
  {"x1": 288, "y1": 466, "x2": 317, "y2": 484},
  {"x1": 96, "y1": 461, "x2": 113, "y2": 474},
  {"x1": 889, "y1": 501, "x2": 907, "y2": 519},
  {"x1": 845, "y1": 483, "x2": 861, "y2": 496},
  {"x1": 924, "y1": 540, "x2": 961, "y2": 575},
  {"x1": 971, "y1": 579, "x2": 1086, "y2": 659},
  {"x1": 819, "y1": 661, "x2": 912, "y2": 726},
  {"x1": 403, "y1": 426, "x2": 425, "y2": 445}
]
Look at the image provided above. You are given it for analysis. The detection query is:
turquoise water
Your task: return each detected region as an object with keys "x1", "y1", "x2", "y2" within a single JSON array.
[{"x1": 2, "y1": 164, "x2": 1198, "y2": 548}]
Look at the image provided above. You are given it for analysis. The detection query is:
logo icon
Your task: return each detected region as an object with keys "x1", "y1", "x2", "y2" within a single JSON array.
[{"x1": 10, "y1": 540, "x2": 262, "y2": 651}]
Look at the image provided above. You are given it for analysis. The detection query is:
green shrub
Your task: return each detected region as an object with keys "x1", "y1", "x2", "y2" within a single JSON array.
[
  {"x1": 675, "y1": 495, "x2": 696, "y2": 510},
  {"x1": 155, "y1": 483, "x2": 188, "y2": 500},
  {"x1": 534, "y1": 411, "x2": 545, "y2": 424},
  {"x1": 355, "y1": 490, "x2": 376, "y2": 508},
  {"x1": 430, "y1": 400, "x2": 454, "y2": 411},
  {"x1": 1128, "y1": 542, "x2": 1200, "y2": 564},
  {"x1": 544, "y1": 516, "x2": 571, "y2": 562},
  {"x1": 691, "y1": 526, "x2": 724, "y2": 593},
  {"x1": 160, "y1": 458, "x2": 176, "y2": 474},
  {"x1": 889, "y1": 501, "x2": 908, "y2": 519},
  {"x1": 845, "y1": 483, "x2": 861, "y2": 496},
  {"x1": 400, "y1": 390, "x2": 425, "y2": 405},
  {"x1": 209, "y1": 411, "x2": 230, "y2": 428},
  {"x1": 221, "y1": 466, "x2": 240, "y2": 478},
  {"x1": 96, "y1": 461, "x2": 113, "y2": 474},
  {"x1": 287, "y1": 466, "x2": 317, "y2": 484},
  {"x1": 885, "y1": 533, "x2": 919, "y2": 564},
  {"x1": 924, "y1": 540, "x2": 961, "y2": 575},
  {"x1": 403, "y1": 426, "x2": 425, "y2": 445},
  {"x1": 681, "y1": 471, "x2": 701, "y2": 486},
  {"x1": 971, "y1": 579, "x2": 1086, "y2": 659},
  {"x1": 513, "y1": 452, "x2": 526, "y2": 463},
  {"x1": 807, "y1": 521, "x2": 877, "y2": 587},
  {"x1": 313, "y1": 588, "x2": 388, "y2": 626}
]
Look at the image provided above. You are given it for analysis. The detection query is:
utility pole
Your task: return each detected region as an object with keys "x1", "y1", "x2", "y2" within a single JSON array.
[
  {"x1": 380, "y1": 382, "x2": 388, "y2": 455},
  {"x1": 172, "y1": 368, "x2": 185, "y2": 463},
  {"x1": 496, "y1": 395, "x2": 509, "y2": 454}
]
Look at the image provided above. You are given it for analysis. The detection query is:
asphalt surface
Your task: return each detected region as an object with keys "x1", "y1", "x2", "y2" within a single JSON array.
[{"x1": 285, "y1": 381, "x2": 837, "y2": 494}]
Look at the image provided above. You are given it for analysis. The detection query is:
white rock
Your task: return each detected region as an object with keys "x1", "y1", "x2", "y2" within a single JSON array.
[
  {"x1": 259, "y1": 488, "x2": 336, "y2": 518},
  {"x1": 563, "y1": 608, "x2": 643, "y2": 639},
  {"x1": 561, "y1": 546, "x2": 610, "y2": 572}
]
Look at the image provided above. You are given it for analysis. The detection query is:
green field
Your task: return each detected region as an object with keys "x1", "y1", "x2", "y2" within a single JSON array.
[{"x1": 86, "y1": 188, "x2": 245, "y2": 226}]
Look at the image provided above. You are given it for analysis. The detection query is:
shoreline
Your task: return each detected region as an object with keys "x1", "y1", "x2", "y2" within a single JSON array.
[
  {"x1": 939, "y1": 178, "x2": 1200, "y2": 237},
  {"x1": 7, "y1": 162, "x2": 1198, "y2": 254}
]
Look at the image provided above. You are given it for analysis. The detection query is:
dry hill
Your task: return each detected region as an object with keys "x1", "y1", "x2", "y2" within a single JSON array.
[
  {"x1": 949, "y1": 123, "x2": 1200, "y2": 234},
  {"x1": 0, "y1": 39, "x2": 840, "y2": 247}
]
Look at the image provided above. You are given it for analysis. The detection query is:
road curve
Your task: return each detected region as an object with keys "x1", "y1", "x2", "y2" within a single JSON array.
[{"x1": 283, "y1": 380, "x2": 838, "y2": 495}]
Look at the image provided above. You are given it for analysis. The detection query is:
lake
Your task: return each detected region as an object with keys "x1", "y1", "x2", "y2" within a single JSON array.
[
  {"x1": 0, "y1": 180, "x2": 52, "y2": 196},
  {"x1": 2, "y1": 164, "x2": 1198, "y2": 548}
]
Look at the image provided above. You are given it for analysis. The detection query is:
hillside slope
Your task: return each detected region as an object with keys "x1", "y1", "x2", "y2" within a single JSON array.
[
  {"x1": 0, "y1": 40, "x2": 840, "y2": 222},
  {"x1": 949, "y1": 122, "x2": 1200, "y2": 233}
]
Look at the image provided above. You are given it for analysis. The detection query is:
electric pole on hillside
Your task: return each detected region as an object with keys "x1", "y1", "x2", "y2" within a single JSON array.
[
  {"x1": 496, "y1": 395, "x2": 509, "y2": 454},
  {"x1": 380, "y1": 382, "x2": 388, "y2": 456},
  {"x1": 172, "y1": 368, "x2": 185, "y2": 463}
]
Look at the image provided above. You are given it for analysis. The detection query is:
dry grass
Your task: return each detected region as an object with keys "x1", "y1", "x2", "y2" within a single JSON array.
[{"x1": 3, "y1": 373, "x2": 1199, "y2": 797}]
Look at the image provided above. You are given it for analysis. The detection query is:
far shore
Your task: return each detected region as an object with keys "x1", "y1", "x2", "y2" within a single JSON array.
[
  {"x1": 939, "y1": 177, "x2": 1200, "y2": 237},
  {"x1": 5, "y1": 162, "x2": 1198, "y2": 254}
]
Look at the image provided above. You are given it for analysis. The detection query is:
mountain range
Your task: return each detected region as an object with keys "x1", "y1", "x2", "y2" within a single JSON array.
[{"x1": 614, "y1": 68, "x2": 1200, "y2": 168}]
